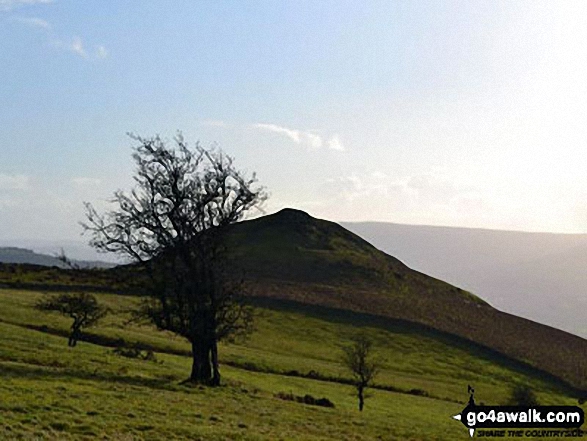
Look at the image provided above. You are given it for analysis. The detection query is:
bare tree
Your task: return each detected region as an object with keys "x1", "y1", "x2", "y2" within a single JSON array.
[
  {"x1": 36, "y1": 293, "x2": 108, "y2": 347},
  {"x1": 342, "y1": 334, "x2": 379, "y2": 411},
  {"x1": 55, "y1": 248, "x2": 81, "y2": 270},
  {"x1": 82, "y1": 133, "x2": 266, "y2": 385}
]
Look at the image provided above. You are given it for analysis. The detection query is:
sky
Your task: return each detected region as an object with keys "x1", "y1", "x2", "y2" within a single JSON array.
[{"x1": 1, "y1": 0, "x2": 587, "y2": 258}]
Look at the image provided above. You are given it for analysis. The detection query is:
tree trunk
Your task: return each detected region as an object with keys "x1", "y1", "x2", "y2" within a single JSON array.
[
  {"x1": 69, "y1": 324, "x2": 81, "y2": 347},
  {"x1": 210, "y1": 339, "x2": 220, "y2": 386},
  {"x1": 358, "y1": 385, "x2": 364, "y2": 411},
  {"x1": 202, "y1": 344, "x2": 212, "y2": 381},
  {"x1": 189, "y1": 340, "x2": 213, "y2": 383}
]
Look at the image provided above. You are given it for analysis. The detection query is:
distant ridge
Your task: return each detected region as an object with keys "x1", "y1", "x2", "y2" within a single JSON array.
[
  {"x1": 0, "y1": 247, "x2": 116, "y2": 269},
  {"x1": 341, "y1": 221, "x2": 587, "y2": 338}
]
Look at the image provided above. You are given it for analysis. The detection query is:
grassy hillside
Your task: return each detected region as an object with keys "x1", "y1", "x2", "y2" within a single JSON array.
[
  {"x1": 1, "y1": 209, "x2": 586, "y2": 392},
  {"x1": 0, "y1": 288, "x2": 583, "y2": 440},
  {"x1": 0, "y1": 262, "x2": 133, "y2": 293}
]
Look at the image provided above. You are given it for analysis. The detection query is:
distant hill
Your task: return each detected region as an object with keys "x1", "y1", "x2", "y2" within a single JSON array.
[
  {"x1": 340, "y1": 221, "x2": 587, "y2": 338},
  {"x1": 0, "y1": 247, "x2": 116, "y2": 269}
]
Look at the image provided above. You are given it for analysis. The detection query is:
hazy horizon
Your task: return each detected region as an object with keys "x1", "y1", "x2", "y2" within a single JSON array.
[
  {"x1": 4, "y1": 210, "x2": 587, "y2": 264},
  {"x1": 2, "y1": 0, "x2": 587, "y2": 244}
]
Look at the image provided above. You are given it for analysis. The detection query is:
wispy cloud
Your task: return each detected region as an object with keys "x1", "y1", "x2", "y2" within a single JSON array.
[
  {"x1": 0, "y1": 0, "x2": 52, "y2": 12},
  {"x1": 51, "y1": 37, "x2": 108, "y2": 60},
  {"x1": 96, "y1": 45, "x2": 108, "y2": 59},
  {"x1": 70, "y1": 36, "x2": 87, "y2": 58},
  {"x1": 5, "y1": 0, "x2": 108, "y2": 61},
  {"x1": 307, "y1": 133, "x2": 323, "y2": 149},
  {"x1": 252, "y1": 123, "x2": 344, "y2": 151},
  {"x1": 12, "y1": 15, "x2": 50, "y2": 29},
  {"x1": 322, "y1": 169, "x2": 484, "y2": 224},
  {"x1": 253, "y1": 123, "x2": 301, "y2": 143},
  {"x1": 327, "y1": 135, "x2": 344, "y2": 151},
  {"x1": 0, "y1": 173, "x2": 29, "y2": 190}
]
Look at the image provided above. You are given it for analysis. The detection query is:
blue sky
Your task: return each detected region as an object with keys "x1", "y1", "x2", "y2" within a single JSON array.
[{"x1": 1, "y1": 0, "x2": 587, "y2": 256}]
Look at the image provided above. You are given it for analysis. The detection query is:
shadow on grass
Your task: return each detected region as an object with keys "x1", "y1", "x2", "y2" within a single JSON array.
[
  {"x1": 0, "y1": 361, "x2": 183, "y2": 393},
  {"x1": 14, "y1": 322, "x2": 450, "y2": 402},
  {"x1": 249, "y1": 296, "x2": 586, "y2": 399},
  {"x1": 12, "y1": 304, "x2": 586, "y2": 402},
  {"x1": 23, "y1": 323, "x2": 191, "y2": 357}
]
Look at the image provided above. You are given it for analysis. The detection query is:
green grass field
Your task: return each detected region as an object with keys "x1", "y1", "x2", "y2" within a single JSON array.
[{"x1": 0, "y1": 288, "x2": 583, "y2": 440}]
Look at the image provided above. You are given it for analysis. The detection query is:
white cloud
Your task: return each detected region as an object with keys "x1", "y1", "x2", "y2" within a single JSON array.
[
  {"x1": 95, "y1": 45, "x2": 108, "y2": 59},
  {"x1": 327, "y1": 135, "x2": 344, "y2": 151},
  {"x1": 12, "y1": 15, "x2": 50, "y2": 29},
  {"x1": 70, "y1": 36, "x2": 87, "y2": 58},
  {"x1": 252, "y1": 122, "x2": 344, "y2": 151},
  {"x1": 307, "y1": 133, "x2": 323, "y2": 149},
  {"x1": 320, "y1": 168, "x2": 484, "y2": 223},
  {"x1": 328, "y1": 171, "x2": 391, "y2": 203},
  {"x1": 0, "y1": 0, "x2": 52, "y2": 12},
  {"x1": 0, "y1": 173, "x2": 29, "y2": 190},
  {"x1": 51, "y1": 37, "x2": 107, "y2": 61},
  {"x1": 253, "y1": 123, "x2": 301, "y2": 143}
]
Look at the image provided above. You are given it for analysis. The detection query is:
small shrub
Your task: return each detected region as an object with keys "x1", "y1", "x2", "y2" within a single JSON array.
[
  {"x1": 241, "y1": 361, "x2": 259, "y2": 371},
  {"x1": 136, "y1": 425, "x2": 154, "y2": 431},
  {"x1": 49, "y1": 422, "x2": 69, "y2": 431},
  {"x1": 307, "y1": 370, "x2": 320, "y2": 379},
  {"x1": 115, "y1": 338, "x2": 126, "y2": 347},
  {"x1": 407, "y1": 388, "x2": 429, "y2": 397},
  {"x1": 275, "y1": 392, "x2": 334, "y2": 408},
  {"x1": 314, "y1": 397, "x2": 335, "y2": 407},
  {"x1": 112, "y1": 344, "x2": 157, "y2": 362},
  {"x1": 509, "y1": 384, "x2": 539, "y2": 406}
]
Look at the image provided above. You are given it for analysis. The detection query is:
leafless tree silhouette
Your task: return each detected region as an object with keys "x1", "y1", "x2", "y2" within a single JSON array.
[
  {"x1": 342, "y1": 334, "x2": 379, "y2": 411},
  {"x1": 82, "y1": 133, "x2": 265, "y2": 385}
]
